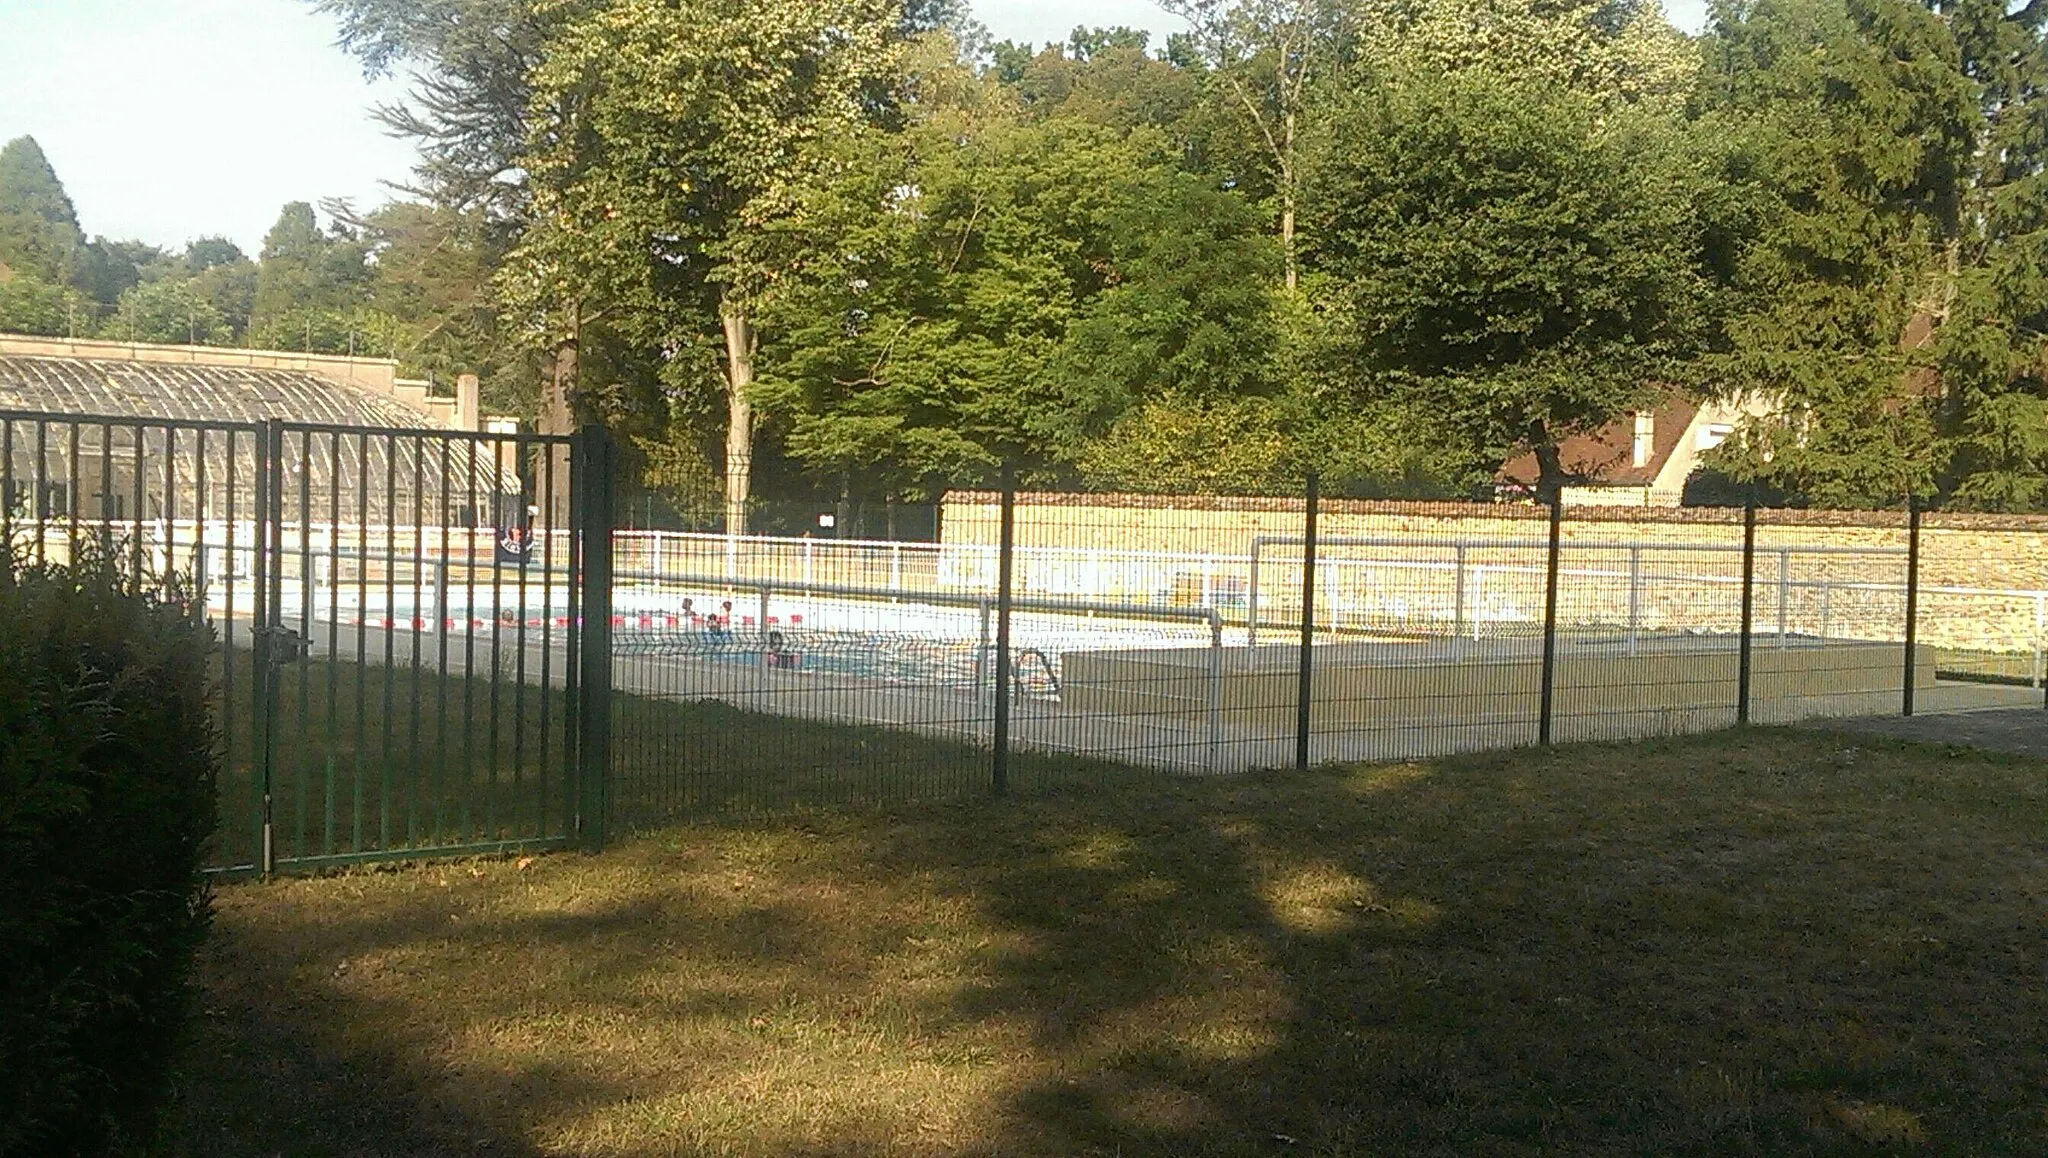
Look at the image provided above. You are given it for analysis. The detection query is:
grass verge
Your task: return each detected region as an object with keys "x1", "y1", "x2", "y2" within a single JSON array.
[{"x1": 171, "y1": 726, "x2": 2048, "y2": 1155}]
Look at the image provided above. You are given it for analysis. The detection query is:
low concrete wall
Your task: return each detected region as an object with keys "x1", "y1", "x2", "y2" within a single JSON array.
[{"x1": 1065, "y1": 638, "x2": 1936, "y2": 736}]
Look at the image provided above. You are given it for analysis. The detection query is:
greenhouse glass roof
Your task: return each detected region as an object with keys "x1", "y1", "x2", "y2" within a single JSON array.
[{"x1": 0, "y1": 353, "x2": 434, "y2": 428}]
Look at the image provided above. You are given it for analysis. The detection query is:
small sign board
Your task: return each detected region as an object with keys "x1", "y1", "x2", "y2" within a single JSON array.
[{"x1": 496, "y1": 524, "x2": 537, "y2": 566}]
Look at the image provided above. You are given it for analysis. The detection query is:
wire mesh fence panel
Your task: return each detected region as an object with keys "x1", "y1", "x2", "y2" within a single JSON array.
[
  {"x1": 991, "y1": 490, "x2": 1236, "y2": 774},
  {"x1": 1740, "y1": 506, "x2": 1927, "y2": 722},
  {"x1": 1548, "y1": 508, "x2": 1747, "y2": 744},
  {"x1": 605, "y1": 476, "x2": 1003, "y2": 827},
  {"x1": 1911, "y1": 514, "x2": 2048, "y2": 693},
  {"x1": 1297, "y1": 503, "x2": 1556, "y2": 764}
]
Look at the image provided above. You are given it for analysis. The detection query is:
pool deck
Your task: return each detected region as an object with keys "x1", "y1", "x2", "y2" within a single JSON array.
[{"x1": 295, "y1": 619, "x2": 2046, "y2": 774}]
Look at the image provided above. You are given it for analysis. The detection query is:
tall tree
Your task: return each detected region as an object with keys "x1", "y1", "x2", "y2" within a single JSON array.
[
  {"x1": 517, "y1": 0, "x2": 917, "y2": 533},
  {"x1": 111, "y1": 279, "x2": 228, "y2": 346},
  {"x1": 314, "y1": 0, "x2": 546, "y2": 215},
  {"x1": 0, "y1": 137, "x2": 84, "y2": 288},
  {"x1": 755, "y1": 95, "x2": 1280, "y2": 494},
  {"x1": 1160, "y1": 0, "x2": 1351, "y2": 290},
  {"x1": 1697, "y1": 0, "x2": 1985, "y2": 506},
  {"x1": 1353, "y1": 0, "x2": 1695, "y2": 111},
  {"x1": 248, "y1": 202, "x2": 378, "y2": 353},
  {"x1": 1312, "y1": 68, "x2": 1715, "y2": 500}
]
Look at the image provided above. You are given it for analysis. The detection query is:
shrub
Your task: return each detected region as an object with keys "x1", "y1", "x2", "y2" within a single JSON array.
[{"x1": 0, "y1": 543, "x2": 220, "y2": 1156}]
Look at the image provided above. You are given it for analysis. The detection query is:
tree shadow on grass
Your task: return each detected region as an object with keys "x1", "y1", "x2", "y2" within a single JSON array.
[
  {"x1": 168, "y1": 919, "x2": 548, "y2": 1158},
  {"x1": 175, "y1": 730, "x2": 2048, "y2": 1156}
]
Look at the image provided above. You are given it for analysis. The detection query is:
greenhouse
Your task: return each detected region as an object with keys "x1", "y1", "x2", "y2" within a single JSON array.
[{"x1": 0, "y1": 350, "x2": 528, "y2": 528}]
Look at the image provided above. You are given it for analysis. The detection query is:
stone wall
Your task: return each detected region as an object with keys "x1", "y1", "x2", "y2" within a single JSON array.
[{"x1": 938, "y1": 492, "x2": 2048, "y2": 658}]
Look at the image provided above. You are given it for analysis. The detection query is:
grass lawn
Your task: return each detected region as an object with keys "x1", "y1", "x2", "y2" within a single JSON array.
[{"x1": 169, "y1": 727, "x2": 2048, "y2": 1156}]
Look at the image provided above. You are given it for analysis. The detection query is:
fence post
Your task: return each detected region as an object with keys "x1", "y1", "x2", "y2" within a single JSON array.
[
  {"x1": 2038, "y1": 593, "x2": 2046, "y2": 701},
  {"x1": 1903, "y1": 497, "x2": 1921, "y2": 717},
  {"x1": 1207, "y1": 610, "x2": 1224, "y2": 773},
  {"x1": 1248, "y1": 538, "x2": 1262, "y2": 647},
  {"x1": 1626, "y1": 545, "x2": 1641, "y2": 656},
  {"x1": 1296, "y1": 471, "x2": 1319, "y2": 770},
  {"x1": 1453, "y1": 543, "x2": 1469, "y2": 651},
  {"x1": 253, "y1": 418, "x2": 284, "y2": 876},
  {"x1": 574, "y1": 424, "x2": 615, "y2": 851},
  {"x1": 1738, "y1": 501, "x2": 1757, "y2": 726},
  {"x1": 992, "y1": 466, "x2": 1016, "y2": 796},
  {"x1": 1776, "y1": 548, "x2": 1791, "y2": 645},
  {"x1": 1538, "y1": 493, "x2": 1562, "y2": 746}
]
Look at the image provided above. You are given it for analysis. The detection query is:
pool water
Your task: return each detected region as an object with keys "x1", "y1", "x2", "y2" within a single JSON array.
[{"x1": 627, "y1": 627, "x2": 988, "y2": 688}]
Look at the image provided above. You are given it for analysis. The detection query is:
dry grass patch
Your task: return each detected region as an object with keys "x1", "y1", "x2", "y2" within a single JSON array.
[{"x1": 169, "y1": 727, "x2": 2048, "y2": 1156}]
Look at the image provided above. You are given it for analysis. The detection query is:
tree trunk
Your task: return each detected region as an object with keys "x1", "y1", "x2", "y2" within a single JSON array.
[
  {"x1": 1280, "y1": 105, "x2": 1298, "y2": 292},
  {"x1": 721, "y1": 301, "x2": 756, "y2": 537},
  {"x1": 544, "y1": 311, "x2": 578, "y2": 530},
  {"x1": 1529, "y1": 421, "x2": 1564, "y2": 506}
]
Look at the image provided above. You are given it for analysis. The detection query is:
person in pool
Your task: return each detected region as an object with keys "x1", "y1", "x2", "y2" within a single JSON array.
[{"x1": 765, "y1": 629, "x2": 799, "y2": 669}]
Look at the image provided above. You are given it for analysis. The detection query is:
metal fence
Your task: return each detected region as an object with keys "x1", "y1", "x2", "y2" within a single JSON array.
[
  {"x1": 10, "y1": 406, "x2": 2042, "y2": 863},
  {"x1": 597, "y1": 472, "x2": 2035, "y2": 828},
  {"x1": 0, "y1": 409, "x2": 612, "y2": 874}
]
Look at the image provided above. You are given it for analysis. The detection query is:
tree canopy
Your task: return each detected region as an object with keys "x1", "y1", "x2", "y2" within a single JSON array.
[{"x1": 14, "y1": 0, "x2": 2048, "y2": 516}]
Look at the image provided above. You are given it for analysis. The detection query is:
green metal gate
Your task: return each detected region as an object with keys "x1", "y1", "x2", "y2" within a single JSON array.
[{"x1": 0, "y1": 409, "x2": 615, "y2": 874}]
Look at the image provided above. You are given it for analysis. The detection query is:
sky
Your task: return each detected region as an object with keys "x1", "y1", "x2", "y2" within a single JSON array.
[{"x1": 0, "y1": 0, "x2": 1710, "y2": 258}]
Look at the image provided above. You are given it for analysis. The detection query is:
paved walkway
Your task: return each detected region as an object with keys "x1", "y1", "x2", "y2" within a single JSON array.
[{"x1": 1802, "y1": 703, "x2": 2048, "y2": 759}]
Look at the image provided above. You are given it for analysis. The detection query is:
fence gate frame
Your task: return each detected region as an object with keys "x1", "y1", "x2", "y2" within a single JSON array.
[{"x1": 0, "y1": 407, "x2": 617, "y2": 875}]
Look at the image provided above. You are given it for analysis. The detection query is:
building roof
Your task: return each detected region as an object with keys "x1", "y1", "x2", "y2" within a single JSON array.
[
  {"x1": 0, "y1": 352, "x2": 434, "y2": 429},
  {"x1": 1496, "y1": 397, "x2": 1700, "y2": 492}
]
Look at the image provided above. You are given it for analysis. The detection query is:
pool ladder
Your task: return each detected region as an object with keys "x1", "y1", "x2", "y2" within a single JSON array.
[{"x1": 1012, "y1": 647, "x2": 1061, "y2": 701}]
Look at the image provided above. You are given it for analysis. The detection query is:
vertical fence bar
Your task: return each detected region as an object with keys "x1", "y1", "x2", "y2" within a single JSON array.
[
  {"x1": 406, "y1": 440, "x2": 426, "y2": 843},
  {"x1": 32, "y1": 419, "x2": 48, "y2": 566},
  {"x1": 1775, "y1": 548, "x2": 1791, "y2": 645},
  {"x1": 574, "y1": 425, "x2": 614, "y2": 851},
  {"x1": 354, "y1": 431, "x2": 371, "y2": 853},
  {"x1": 1296, "y1": 471, "x2": 1319, "y2": 770},
  {"x1": 1452, "y1": 543, "x2": 1468, "y2": 649},
  {"x1": 1538, "y1": 493, "x2": 1563, "y2": 747},
  {"x1": 65, "y1": 422, "x2": 79, "y2": 559},
  {"x1": 1903, "y1": 497, "x2": 1921, "y2": 717},
  {"x1": 293, "y1": 430, "x2": 311, "y2": 861},
  {"x1": 158, "y1": 428, "x2": 173, "y2": 590},
  {"x1": 991, "y1": 466, "x2": 1016, "y2": 796},
  {"x1": 1247, "y1": 538, "x2": 1261, "y2": 648},
  {"x1": 1738, "y1": 501, "x2": 1757, "y2": 726},
  {"x1": 1626, "y1": 546, "x2": 1641, "y2": 655},
  {"x1": 1, "y1": 419, "x2": 13, "y2": 548},
  {"x1": 561, "y1": 436, "x2": 583, "y2": 838},
  {"x1": 326, "y1": 432, "x2": 343, "y2": 856},
  {"x1": 128, "y1": 423, "x2": 144, "y2": 587},
  {"x1": 461, "y1": 440, "x2": 481, "y2": 840},
  {"x1": 32, "y1": 420, "x2": 46, "y2": 566},
  {"x1": 537, "y1": 441, "x2": 558, "y2": 841},
  {"x1": 254, "y1": 419, "x2": 280, "y2": 876},
  {"x1": 434, "y1": 440, "x2": 453, "y2": 846}
]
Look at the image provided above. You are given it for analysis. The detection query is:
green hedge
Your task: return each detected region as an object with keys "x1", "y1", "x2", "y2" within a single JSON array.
[{"x1": 0, "y1": 545, "x2": 221, "y2": 1156}]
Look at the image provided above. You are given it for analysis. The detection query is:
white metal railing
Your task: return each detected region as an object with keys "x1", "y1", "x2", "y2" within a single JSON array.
[{"x1": 30, "y1": 521, "x2": 2048, "y2": 685}]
